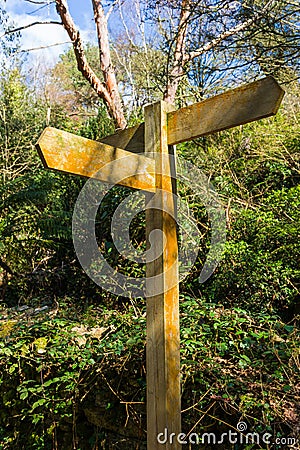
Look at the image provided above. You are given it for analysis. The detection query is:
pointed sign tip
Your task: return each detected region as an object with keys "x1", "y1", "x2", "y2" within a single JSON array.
[
  {"x1": 35, "y1": 126, "x2": 155, "y2": 191},
  {"x1": 167, "y1": 76, "x2": 286, "y2": 144},
  {"x1": 265, "y1": 76, "x2": 285, "y2": 115},
  {"x1": 36, "y1": 127, "x2": 52, "y2": 169}
]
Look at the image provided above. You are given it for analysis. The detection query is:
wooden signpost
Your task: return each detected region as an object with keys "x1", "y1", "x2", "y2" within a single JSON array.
[{"x1": 36, "y1": 76, "x2": 284, "y2": 449}]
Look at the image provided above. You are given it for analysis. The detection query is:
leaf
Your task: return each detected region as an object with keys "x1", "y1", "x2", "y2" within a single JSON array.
[
  {"x1": 31, "y1": 398, "x2": 47, "y2": 410},
  {"x1": 43, "y1": 377, "x2": 61, "y2": 387},
  {"x1": 33, "y1": 337, "x2": 48, "y2": 353},
  {"x1": 20, "y1": 390, "x2": 28, "y2": 400},
  {"x1": 240, "y1": 355, "x2": 251, "y2": 364},
  {"x1": 283, "y1": 385, "x2": 292, "y2": 392},
  {"x1": 9, "y1": 364, "x2": 18, "y2": 374}
]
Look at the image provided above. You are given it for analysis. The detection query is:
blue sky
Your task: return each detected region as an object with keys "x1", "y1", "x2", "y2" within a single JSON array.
[
  {"x1": 1, "y1": 1, "x2": 106, "y2": 64},
  {"x1": 1, "y1": 0, "x2": 156, "y2": 70}
]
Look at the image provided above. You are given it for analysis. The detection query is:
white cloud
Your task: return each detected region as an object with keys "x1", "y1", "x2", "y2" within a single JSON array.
[
  {"x1": 3, "y1": 0, "x2": 96, "y2": 66},
  {"x1": 16, "y1": 18, "x2": 70, "y2": 64}
]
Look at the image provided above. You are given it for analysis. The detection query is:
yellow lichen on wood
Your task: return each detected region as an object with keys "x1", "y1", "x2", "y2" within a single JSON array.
[
  {"x1": 145, "y1": 101, "x2": 181, "y2": 450},
  {"x1": 167, "y1": 76, "x2": 285, "y2": 144},
  {"x1": 36, "y1": 127, "x2": 155, "y2": 192}
]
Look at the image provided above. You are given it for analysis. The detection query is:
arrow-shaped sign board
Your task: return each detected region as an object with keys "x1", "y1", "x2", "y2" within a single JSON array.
[
  {"x1": 101, "y1": 76, "x2": 285, "y2": 151},
  {"x1": 36, "y1": 127, "x2": 156, "y2": 191},
  {"x1": 167, "y1": 76, "x2": 284, "y2": 144},
  {"x1": 37, "y1": 77, "x2": 284, "y2": 187}
]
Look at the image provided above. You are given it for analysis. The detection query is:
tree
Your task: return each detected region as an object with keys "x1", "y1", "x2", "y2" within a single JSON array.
[
  {"x1": 148, "y1": 0, "x2": 300, "y2": 100},
  {"x1": 49, "y1": 46, "x2": 103, "y2": 118},
  {"x1": 53, "y1": 0, "x2": 127, "y2": 129},
  {"x1": 0, "y1": 5, "x2": 300, "y2": 448},
  {"x1": 0, "y1": 63, "x2": 81, "y2": 292},
  {"x1": 0, "y1": 77, "x2": 299, "y2": 448},
  {"x1": 2, "y1": 0, "x2": 299, "y2": 127},
  {"x1": 0, "y1": 4, "x2": 21, "y2": 66}
]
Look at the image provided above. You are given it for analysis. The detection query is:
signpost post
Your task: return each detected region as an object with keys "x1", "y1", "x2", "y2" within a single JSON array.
[{"x1": 36, "y1": 76, "x2": 284, "y2": 449}]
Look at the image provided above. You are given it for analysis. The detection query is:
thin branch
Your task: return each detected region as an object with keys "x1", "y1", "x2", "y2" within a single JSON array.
[
  {"x1": 28, "y1": 4, "x2": 53, "y2": 15},
  {"x1": 14, "y1": 40, "x2": 71, "y2": 54},
  {"x1": 117, "y1": 0, "x2": 136, "y2": 48},
  {"x1": 0, "y1": 21, "x2": 62, "y2": 39},
  {"x1": 25, "y1": 0, "x2": 54, "y2": 3},
  {"x1": 106, "y1": 0, "x2": 119, "y2": 20},
  {"x1": 55, "y1": 0, "x2": 126, "y2": 129},
  {"x1": 186, "y1": 17, "x2": 258, "y2": 63},
  {"x1": 185, "y1": 0, "x2": 276, "y2": 62}
]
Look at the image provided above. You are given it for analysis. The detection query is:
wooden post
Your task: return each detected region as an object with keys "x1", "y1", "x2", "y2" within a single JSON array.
[{"x1": 145, "y1": 102, "x2": 181, "y2": 449}]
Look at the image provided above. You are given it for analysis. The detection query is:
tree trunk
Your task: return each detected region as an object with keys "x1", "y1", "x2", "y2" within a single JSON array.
[
  {"x1": 92, "y1": 0, "x2": 127, "y2": 129},
  {"x1": 163, "y1": 0, "x2": 191, "y2": 104},
  {"x1": 55, "y1": 0, "x2": 126, "y2": 129}
]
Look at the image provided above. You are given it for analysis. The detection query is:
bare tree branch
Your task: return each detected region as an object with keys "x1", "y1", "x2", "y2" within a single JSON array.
[
  {"x1": 91, "y1": 0, "x2": 127, "y2": 128},
  {"x1": 163, "y1": 0, "x2": 191, "y2": 103},
  {"x1": 55, "y1": 0, "x2": 126, "y2": 129},
  {"x1": 117, "y1": 0, "x2": 136, "y2": 48},
  {"x1": 25, "y1": 0, "x2": 54, "y2": 3},
  {"x1": 14, "y1": 41, "x2": 71, "y2": 53},
  {"x1": 106, "y1": 0, "x2": 119, "y2": 20},
  {"x1": 0, "y1": 21, "x2": 62, "y2": 39},
  {"x1": 163, "y1": 0, "x2": 282, "y2": 103},
  {"x1": 186, "y1": 0, "x2": 276, "y2": 62},
  {"x1": 185, "y1": 16, "x2": 257, "y2": 63}
]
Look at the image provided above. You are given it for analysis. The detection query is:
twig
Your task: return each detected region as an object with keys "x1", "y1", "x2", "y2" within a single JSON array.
[
  {"x1": 187, "y1": 401, "x2": 216, "y2": 436},
  {"x1": 0, "y1": 21, "x2": 62, "y2": 39},
  {"x1": 14, "y1": 41, "x2": 71, "y2": 54}
]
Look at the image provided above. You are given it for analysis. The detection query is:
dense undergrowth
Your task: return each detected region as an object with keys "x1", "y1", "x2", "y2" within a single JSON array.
[
  {"x1": 0, "y1": 69, "x2": 299, "y2": 448},
  {"x1": 0, "y1": 298, "x2": 299, "y2": 449}
]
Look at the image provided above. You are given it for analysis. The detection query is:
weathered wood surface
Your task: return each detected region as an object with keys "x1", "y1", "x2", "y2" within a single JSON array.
[
  {"x1": 99, "y1": 76, "x2": 284, "y2": 151},
  {"x1": 167, "y1": 76, "x2": 285, "y2": 144},
  {"x1": 101, "y1": 122, "x2": 145, "y2": 154},
  {"x1": 36, "y1": 127, "x2": 155, "y2": 191},
  {"x1": 145, "y1": 101, "x2": 181, "y2": 449}
]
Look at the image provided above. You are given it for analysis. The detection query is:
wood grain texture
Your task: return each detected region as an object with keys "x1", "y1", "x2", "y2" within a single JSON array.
[
  {"x1": 97, "y1": 77, "x2": 284, "y2": 151},
  {"x1": 145, "y1": 101, "x2": 181, "y2": 449},
  {"x1": 36, "y1": 127, "x2": 155, "y2": 191},
  {"x1": 100, "y1": 123, "x2": 145, "y2": 154},
  {"x1": 167, "y1": 76, "x2": 285, "y2": 144}
]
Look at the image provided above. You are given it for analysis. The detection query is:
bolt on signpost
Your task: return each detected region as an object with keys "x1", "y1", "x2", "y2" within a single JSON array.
[{"x1": 36, "y1": 77, "x2": 284, "y2": 449}]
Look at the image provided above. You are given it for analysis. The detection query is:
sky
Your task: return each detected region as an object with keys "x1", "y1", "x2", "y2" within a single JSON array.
[
  {"x1": 1, "y1": 0, "x2": 104, "y2": 65},
  {"x1": 1, "y1": 0, "x2": 157, "y2": 69}
]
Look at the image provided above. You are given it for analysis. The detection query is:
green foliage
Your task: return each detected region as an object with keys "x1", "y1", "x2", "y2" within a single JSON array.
[
  {"x1": 180, "y1": 297, "x2": 299, "y2": 439},
  {"x1": 112, "y1": 41, "x2": 167, "y2": 119},
  {"x1": 0, "y1": 66, "x2": 90, "y2": 307},
  {"x1": 0, "y1": 53, "x2": 299, "y2": 448},
  {"x1": 203, "y1": 185, "x2": 300, "y2": 316},
  {"x1": 76, "y1": 106, "x2": 115, "y2": 141},
  {"x1": 178, "y1": 104, "x2": 300, "y2": 318},
  {"x1": 50, "y1": 43, "x2": 167, "y2": 124},
  {"x1": 0, "y1": 68, "x2": 40, "y2": 181},
  {"x1": 0, "y1": 301, "x2": 146, "y2": 449},
  {"x1": 0, "y1": 297, "x2": 298, "y2": 448},
  {"x1": 52, "y1": 45, "x2": 103, "y2": 112}
]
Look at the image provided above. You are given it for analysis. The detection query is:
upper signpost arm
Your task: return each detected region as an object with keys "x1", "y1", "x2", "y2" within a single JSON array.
[
  {"x1": 95, "y1": 76, "x2": 284, "y2": 152},
  {"x1": 167, "y1": 76, "x2": 285, "y2": 145}
]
